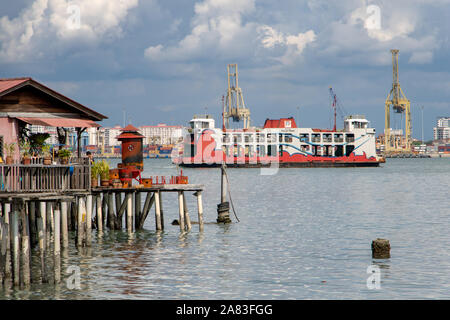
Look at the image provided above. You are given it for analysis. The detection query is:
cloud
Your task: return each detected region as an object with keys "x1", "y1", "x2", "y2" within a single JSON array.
[{"x1": 0, "y1": 0, "x2": 138, "y2": 62}]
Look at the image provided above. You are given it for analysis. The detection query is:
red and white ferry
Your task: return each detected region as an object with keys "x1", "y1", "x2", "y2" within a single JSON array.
[{"x1": 172, "y1": 114, "x2": 384, "y2": 168}]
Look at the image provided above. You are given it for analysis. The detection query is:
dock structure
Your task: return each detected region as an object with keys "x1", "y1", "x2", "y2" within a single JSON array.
[{"x1": 0, "y1": 161, "x2": 204, "y2": 288}]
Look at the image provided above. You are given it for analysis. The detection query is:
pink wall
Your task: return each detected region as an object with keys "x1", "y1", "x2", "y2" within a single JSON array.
[{"x1": 0, "y1": 117, "x2": 20, "y2": 161}]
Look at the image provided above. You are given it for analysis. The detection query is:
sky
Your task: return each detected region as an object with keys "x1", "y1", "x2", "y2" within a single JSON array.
[{"x1": 0, "y1": 0, "x2": 449, "y2": 140}]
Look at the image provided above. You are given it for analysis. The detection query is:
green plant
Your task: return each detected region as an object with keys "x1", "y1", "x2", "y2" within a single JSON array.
[
  {"x1": 4, "y1": 142, "x2": 16, "y2": 157},
  {"x1": 42, "y1": 144, "x2": 51, "y2": 157},
  {"x1": 19, "y1": 140, "x2": 31, "y2": 157},
  {"x1": 29, "y1": 133, "x2": 50, "y2": 156},
  {"x1": 97, "y1": 160, "x2": 110, "y2": 180},
  {"x1": 58, "y1": 148, "x2": 72, "y2": 159},
  {"x1": 91, "y1": 161, "x2": 102, "y2": 179}
]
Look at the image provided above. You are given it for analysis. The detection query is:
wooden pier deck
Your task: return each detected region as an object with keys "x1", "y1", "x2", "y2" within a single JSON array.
[{"x1": 0, "y1": 162, "x2": 205, "y2": 288}]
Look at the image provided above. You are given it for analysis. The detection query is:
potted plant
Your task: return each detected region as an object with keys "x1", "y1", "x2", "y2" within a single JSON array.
[
  {"x1": 4, "y1": 142, "x2": 16, "y2": 164},
  {"x1": 91, "y1": 161, "x2": 101, "y2": 187},
  {"x1": 42, "y1": 144, "x2": 52, "y2": 165},
  {"x1": 19, "y1": 140, "x2": 31, "y2": 165},
  {"x1": 58, "y1": 148, "x2": 72, "y2": 165},
  {"x1": 98, "y1": 160, "x2": 110, "y2": 187}
]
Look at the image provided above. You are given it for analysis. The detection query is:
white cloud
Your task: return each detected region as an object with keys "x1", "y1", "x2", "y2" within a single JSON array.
[{"x1": 0, "y1": 0, "x2": 138, "y2": 62}]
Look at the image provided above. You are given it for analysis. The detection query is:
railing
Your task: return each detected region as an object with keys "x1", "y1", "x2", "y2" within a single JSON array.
[{"x1": 0, "y1": 158, "x2": 91, "y2": 193}]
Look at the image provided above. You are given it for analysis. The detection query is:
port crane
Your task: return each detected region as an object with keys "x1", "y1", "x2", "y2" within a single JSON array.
[
  {"x1": 385, "y1": 49, "x2": 411, "y2": 153},
  {"x1": 223, "y1": 64, "x2": 251, "y2": 129},
  {"x1": 329, "y1": 87, "x2": 348, "y2": 131}
]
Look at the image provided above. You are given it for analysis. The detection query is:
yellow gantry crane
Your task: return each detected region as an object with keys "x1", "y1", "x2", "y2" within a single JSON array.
[
  {"x1": 224, "y1": 64, "x2": 251, "y2": 129},
  {"x1": 385, "y1": 49, "x2": 411, "y2": 154}
]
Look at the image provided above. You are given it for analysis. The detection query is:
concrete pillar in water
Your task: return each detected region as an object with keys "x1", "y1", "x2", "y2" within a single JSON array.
[
  {"x1": 182, "y1": 191, "x2": 192, "y2": 231},
  {"x1": 21, "y1": 203, "x2": 31, "y2": 287},
  {"x1": 61, "y1": 201, "x2": 69, "y2": 249},
  {"x1": 372, "y1": 238, "x2": 391, "y2": 259},
  {"x1": 195, "y1": 191, "x2": 204, "y2": 232},
  {"x1": 126, "y1": 192, "x2": 133, "y2": 233},
  {"x1": 86, "y1": 195, "x2": 93, "y2": 246},
  {"x1": 96, "y1": 195, "x2": 103, "y2": 233},
  {"x1": 177, "y1": 191, "x2": 185, "y2": 232},
  {"x1": 154, "y1": 191, "x2": 162, "y2": 231}
]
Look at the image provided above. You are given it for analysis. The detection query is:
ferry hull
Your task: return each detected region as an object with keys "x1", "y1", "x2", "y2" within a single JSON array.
[{"x1": 179, "y1": 161, "x2": 380, "y2": 168}]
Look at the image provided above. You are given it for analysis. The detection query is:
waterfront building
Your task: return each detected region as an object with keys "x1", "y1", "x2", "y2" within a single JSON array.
[
  {"x1": 139, "y1": 124, "x2": 183, "y2": 145},
  {"x1": 433, "y1": 117, "x2": 450, "y2": 141}
]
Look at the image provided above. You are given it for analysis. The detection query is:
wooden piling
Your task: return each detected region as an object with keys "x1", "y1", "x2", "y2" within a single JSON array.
[
  {"x1": 20, "y1": 203, "x2": 31, "y2": 286},
  {"x1": 107, "y1": 193, "x2": 115, "y2": 230},
  {"x1": 182, "y1": 191, "x2": 191, "y2": 231},
  {"x1": 77, "y1": 197, "x2": 85, "y2": 247},
  {"x1": 38, "y1": 202, "x2": 47, "y2": 283},
  {"x1": 28, "y1": 201, "x2": 37, "y2": 248},
  {"x1": 126, "y1": 192, "x2": 133, "y2": 233},
  {"x1": 154, "y1": 191, "x2": 162, "y2": 231},
  {"x1": 3, "y1": 203, "x2": 12, "y2": 279},
  {"x1": 86, "y1": 195, "x2": 93, "y2": 246},
  {"x1": 159, "y1": 191, "x2": 164, "y2": 230},
  {"x1": 96, "y1": 195, "x2": 103, "y2": 233},
  {"x1": 138, "y1": 192, "x2": 155, "y2": 230},
  {"x1": 195, "y1": 191, "x2": 204, "y2": 232},
  {"x1": 10, "y1": 204, "x2": 20, "y2": 287},
  {"x1": 177, "y1": 191, "x2": 185, "y2": 232},
  {"x1": 372, "y1": 238, "x2": 391, "y2": 259},
  {"x1": 54, "y1": 205, "x2": 61, "y2": 283},
  {"x1": 61, "y1": 201, "x2": 69, "y2": 249},
  {"x1": 115, "y1": 192, "x2": 122, "y2": 229},
  {"x1": 135, "y1": 191, "x2": 141, "y2": 230}
]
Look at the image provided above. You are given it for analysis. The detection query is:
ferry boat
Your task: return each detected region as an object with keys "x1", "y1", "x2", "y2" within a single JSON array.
[{"x1": 173, "y1": 114, "x2": 384, "y2": 168}]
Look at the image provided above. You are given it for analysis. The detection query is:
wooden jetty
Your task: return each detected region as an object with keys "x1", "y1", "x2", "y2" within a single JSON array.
[{"x1": 0, "y1": 160, "x2": 204, "y2": 288}]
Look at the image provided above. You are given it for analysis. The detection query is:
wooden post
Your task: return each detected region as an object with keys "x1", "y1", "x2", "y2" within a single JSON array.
[
  {"x1": 107, "y1": 193, "x2": 115, "y2": 230},
  {"x1": 154, "y1": 191, "x2": 162, "y2": 231},
  {"x1": 38, "y1": 202, "x2": 47, "y2": 283},
  {"x1": 86, "y1": 195, "x2": 93, "y2": 246},
  {"x1": 372, "y1": 238, "x2": 391, "y2": 259},
  {"x1": 159, "y1": 191, "x2": 164, "y2": 230},
  {"x1": 77, "y1": 197, "x2": 85, "y2": 247},
  {"x1": 3, "y1": 203, "x2": 12, "y2": 279},
  {"x1": 182, "y1": 191, "x2": 192, "y2": 231},
  {"x1": 46, "y1": 202, "x2": 53, "y2": 248},
  {"x1": 96, "y1": 195, "x2": 103, "y2": 233},
  {"x1": 28, "y1": 201, "x2": 37, "y2": 248},
  {"x1": 61, "y1": 201, "x2": 69, "y2": 249},
  {"x1": 195, "y1": 191, "x2": 204, "y2": 232},
  {"x1": 10, "y1": 204, "x2": 20, "y2": 287},
  {"x1": 115, "y1": 192, "x2": 123, "y2": 229},
  {"x1": 177, "y1": 191, "x2": 185, "y2": 232},
  {"x1": 138, "y1": 192, "x2": 155, "y2": 229},
  {"x1": 126, "y1": 192, "x2": 133, "y2": 233},
  {"x1": 20, "y1": 203, "x2": 31, "y2": 286},
  {"x1": 135, "y1": 191, "x2": 141, "y2": 230},
  {"x1": 54, "y1": 205, "x2": 61, "y2": 283}
]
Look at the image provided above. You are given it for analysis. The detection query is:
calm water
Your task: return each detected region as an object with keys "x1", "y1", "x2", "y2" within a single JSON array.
[{"x1": 1, "y1": 158, "x2": 449, "y2": 299}]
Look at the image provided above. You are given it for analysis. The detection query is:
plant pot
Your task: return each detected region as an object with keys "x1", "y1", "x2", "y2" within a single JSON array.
[
  {"x1": 60, "y1": 157, "x2": 69, "y2": 165},
  {"x1": 91, "y1": 178, "x2": 99, "y2": 188},
  {"x1": 6, "y1": 156, "x2": 14, "y2": 165},
  {"x1": 100, "y1": 179, "x2": 110, "y2": 187},
  {"x1": 43, "y1": 157, "x2": 52, "y2": 165},
  {"x1": 22, "y1": 156, "x2": 31, "y2": 165}
]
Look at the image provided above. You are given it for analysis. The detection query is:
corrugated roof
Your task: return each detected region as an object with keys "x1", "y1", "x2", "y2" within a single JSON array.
[
  {"x1": 0, "y1": 77, "x2": 31, "y2": 94},
  {"x1": 17, "y1": 117, "x2": 101, "y2": 128}
]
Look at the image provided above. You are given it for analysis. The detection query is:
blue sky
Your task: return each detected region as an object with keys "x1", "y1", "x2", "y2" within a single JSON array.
[{"x1": 1, "y1": 0, "x2": 449, "y2": 140}]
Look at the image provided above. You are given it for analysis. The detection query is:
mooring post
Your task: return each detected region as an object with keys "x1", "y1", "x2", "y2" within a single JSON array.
[
  {"x1": 61, "y1": 201, "x2": 69, "y2": 249},
  {"x1": 177, "y1": 191, "x2": 186, "y2": 232},
  {"x1": 10, "y1": 204, "x2": 20, "y2": 287},
  {"x1": 372, "y1": 238, "x2": 391, "y2": 259},
  {"x1": 194, "y1": 191, "x2": 204, "y2": 232},
  {"x1": 108, "y1": 192, "x2": 115, "y2": 230},
  {"x1": 154, "y1": 191, "x2": 162, "y2": 231},
  {"x1": 54, "y1": 204, "x2": 61, "y2": 283},
  {"x1": 126, "y1": 192, "x2": 133, "y2": 233},
  {"x1": 115, "y1": 192, "x2": 122, "y2": 229},
  {"x1": 96, "y1": 195, "x2": 103, "y2": 233},
  {"x1": 38, "y1": 201, "x2": 47, "y2": 283},
  {"x1": 20, "y1": 202, "x2": 31, "y2": 287},
  {"x1": 182, "y1": 191, "x2": 192, "y2": 231},
  {"x1": 159, "y1": 191, "x2": 164, "y2": 230},
  {"x1": 217, "y1": 164, "x2": 231, "y2": 223},
  {"x1": 86, "y1": 194, "x2": 93, "y2": 246}
]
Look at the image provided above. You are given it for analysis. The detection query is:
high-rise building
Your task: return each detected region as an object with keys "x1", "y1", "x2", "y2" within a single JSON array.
[
  {"x1": 139, "y1": 124, "x2": 183, "y2": 145},
  {"x1": 433, "y1": 117, "x2": 450, "y2": 141}
]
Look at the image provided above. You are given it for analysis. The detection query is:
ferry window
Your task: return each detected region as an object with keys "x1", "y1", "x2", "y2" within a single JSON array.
[
  {"x1": 284, "y1": 134, "x2": 293, "y2": 143},
  {"x1": 267, "y1": 133, "x2": 276, "y2": 143},
  {"x1": 223, "y1": 134, "x2": 230, "y2": 143},
  {"x1": 334, "y1": 134, "x2": 343, "y2": 143},
  {"x1": 190, "y1": 122, "x2": 195, "y2": 129},
  {"x1": 335, "y1": 145, "x2": 343, "y2": 157},
  {"x1": 268, "y1": 145, "x2": 277, "y2": 156},
  {"x1": 312, "y1": 134, "x2": 321, "y2": 143},
  {"x1": 245, "y1": 134, "x2": 253, "y2": 143},
  {"x1": 246, "y1": 145, "x2": 254, "y2": 157},
  {"x1": 233, "y1": 135, "x2": 242, "y2": 143},
  {"x1": 300, "y1": 134, "x2": 309, "y2": 142},
  {"x1": 346, "y1": 134, "x2": 355, "y2": 143},
  {"x1": 323, "y1": 134, "x2": 332, "y2": 143},
  {"x1": 301, "y1": 144, "x2": 310, "y2": 152},
  {"x1": 258, "y1": 145, "x2": 265, "y2": 157},
  {"x1": 256, "y1": 134, "x2": 265, "y2": 143}
]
